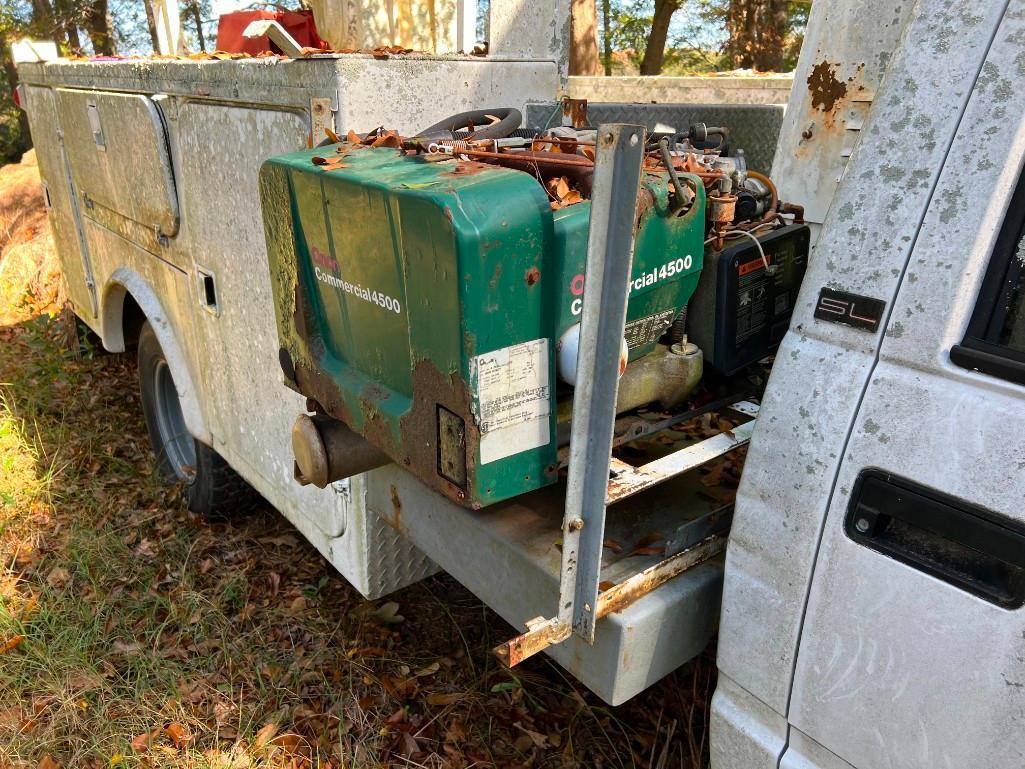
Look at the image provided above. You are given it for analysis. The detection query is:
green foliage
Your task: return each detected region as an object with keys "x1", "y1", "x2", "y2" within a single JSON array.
[
  {"x1": 1, "y1": 1, "x2": 34, "y2": 164},
  {"x1": 0, "y1": 96, "x2": 26, "y2": 166},
  {"x1": 601, "y1": 0, "x2": 810, "y2": 75}
]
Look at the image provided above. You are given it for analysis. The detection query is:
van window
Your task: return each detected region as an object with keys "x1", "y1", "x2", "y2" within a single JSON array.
[{"x1": 951, "y1": 171, "x2": 1025, "y2": 385}]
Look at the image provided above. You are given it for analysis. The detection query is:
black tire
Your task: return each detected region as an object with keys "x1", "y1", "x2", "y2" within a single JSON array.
[{"x1": 137, "y1": 321, "x2": 257, "y2": 517}]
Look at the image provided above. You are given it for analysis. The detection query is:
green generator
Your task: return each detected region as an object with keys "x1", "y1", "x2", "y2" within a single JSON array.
[{"x1": 260, "y1": 130, "x2": 707, "y2": 509}]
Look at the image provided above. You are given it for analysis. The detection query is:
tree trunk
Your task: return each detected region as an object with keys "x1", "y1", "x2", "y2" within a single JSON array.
[
  {"x1": 569, "y1": 0, "x2": 601, "y2": 76},
  {"x1": 726, "y1": 0, "x2": 789, "y2": 72},
  {"x1": 759, "y1": 0, "x2": 788, "y2": 71},
  {"x1": 188, "y1": 2, "x2": 206, "y2": 51},
  {"x1": 84, "y1": 0, "x2": 115, "y2": 55},
  {"x1": 29, "y1": 0, "x2": 56, "y2": 34},
  {"x1": 639, "y1": 0, "x2": 679, "y2": 76},
  {"x1": 0, "y1": 31, "x2": 33, "y2": 159},
  {"x1": 52, "y1": 0, "x2": 83, "y2": 54},
  {"x1": 142, "y1": 0, "x2": 160, "y2": 53},
  {"x1": 601, "y1": 0, "x2": 611, "y2": 75}
]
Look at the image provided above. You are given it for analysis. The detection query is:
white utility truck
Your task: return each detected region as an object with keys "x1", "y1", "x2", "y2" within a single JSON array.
[{"x1": 13, "y1": 0, "x2": 1025, "y2": 767}]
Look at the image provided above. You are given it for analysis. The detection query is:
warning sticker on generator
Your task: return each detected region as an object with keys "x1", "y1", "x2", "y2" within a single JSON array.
[
  {"x1": 624, "y1": 309, "x2": 677, "y2": 349},
  {"x1": 471, "y1": 339, "x2": 551, "y2": 465}
]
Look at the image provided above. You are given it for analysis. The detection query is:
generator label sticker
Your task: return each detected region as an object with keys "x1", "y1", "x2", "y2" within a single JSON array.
[
  {"x1": 624, "y1": 309, "x2": 677, "y2": 349},
  {"x1": 471, "y1": 339, "x2": 551, "y2": 465}
]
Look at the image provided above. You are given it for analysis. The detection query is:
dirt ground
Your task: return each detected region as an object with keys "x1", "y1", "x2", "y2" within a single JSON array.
[{"x1": 0, "y1": 153, "x2": 717, "y2": 769}]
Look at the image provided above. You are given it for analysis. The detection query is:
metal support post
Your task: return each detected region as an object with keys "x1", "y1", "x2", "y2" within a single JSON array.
[
  {"x1": 494, "y1": 126, "x2": 754, "y2": 667},
  {"x1": 557, "y1": 123, "x2": 645, "y2": 643}
]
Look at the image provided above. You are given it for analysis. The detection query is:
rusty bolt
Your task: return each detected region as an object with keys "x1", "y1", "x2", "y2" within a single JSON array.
[{"x1": 567, "y1": 517, "x2": 584, "y2": 532}]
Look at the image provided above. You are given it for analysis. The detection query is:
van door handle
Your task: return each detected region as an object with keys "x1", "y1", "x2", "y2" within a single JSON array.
[{"x1": 846, "y1": 470, "x2": 1025, "y2": 608}]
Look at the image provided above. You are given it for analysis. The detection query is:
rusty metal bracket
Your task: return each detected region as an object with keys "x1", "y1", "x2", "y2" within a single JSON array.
[
  {"x1": 495, "y1": 536, "x2": 727, "y2": 667},
  {"x1": 561, "y1": 96, "x2": 589, "y2": 129},
  {"x1": 495, "y1": 399, "x2": 757, "y2": 666},
  {"x1": 607, "y1": 403, "x2": 758, "y2": 504}
]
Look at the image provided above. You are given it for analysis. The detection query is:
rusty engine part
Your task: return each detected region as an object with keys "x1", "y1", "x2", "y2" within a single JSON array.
[{"x1": 292, "y1": 412, "x2": 391, "y2": 488}]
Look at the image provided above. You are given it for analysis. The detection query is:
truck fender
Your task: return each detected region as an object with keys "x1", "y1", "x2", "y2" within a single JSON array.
[{"x1": 99, "y1": 268, "x2": 212, "y2": 446}]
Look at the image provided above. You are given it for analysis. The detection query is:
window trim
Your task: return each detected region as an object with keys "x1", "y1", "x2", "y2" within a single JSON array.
[{"x1": 952, "y1": 169, "x2": 1025, "y2": 385}]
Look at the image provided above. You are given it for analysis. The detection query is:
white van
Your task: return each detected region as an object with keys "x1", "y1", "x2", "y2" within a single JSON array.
[{"x1": 714, "y1": 1, "x2": 1025, "y2": 766}]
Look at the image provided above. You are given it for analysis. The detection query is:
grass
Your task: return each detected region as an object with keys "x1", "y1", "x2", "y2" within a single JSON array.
[{"x1": 0, "y1": 154, "x2": 717, "y2": 768}]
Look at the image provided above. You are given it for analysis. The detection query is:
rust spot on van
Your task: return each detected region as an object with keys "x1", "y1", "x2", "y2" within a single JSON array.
[
  {"x1": 525, "y1": 266, "x2": 541, "y2": 286},
  {"x1": 807, "y1": 60, "x2": 848, "y2": 112}
]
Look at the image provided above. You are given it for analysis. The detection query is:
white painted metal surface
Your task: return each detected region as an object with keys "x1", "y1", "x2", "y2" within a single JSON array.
[
  {"x1": 770, "y1": 0, "x2": 916, "y2": 244},
  {"x1": 714, "y1": 1, "x2": 1024, "y2": 768},
  {"x1": 150, "y1": 0, "x2": 182, "y2": 55},
  {"x1": 787, "y1": 9, "x2": 1025, "y2": 768},
  {"x1": 569, "y1": 75, "x2": 793, "y2": 106},
  {"x1": 307, "y1": 0, "x2": 468, "y2": 53},
  {"x1": 488, "y1": 0, "x2": 571, "y2": 85},
  {"x1": 17, "y1": 53, "x2": 558, "y2": 599},
  {"x1": 11, "y1": 39, "x2": 59, "y2": 63}
]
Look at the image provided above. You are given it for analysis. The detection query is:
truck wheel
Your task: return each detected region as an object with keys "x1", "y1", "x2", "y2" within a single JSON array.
[{"x1": 137, "y1": 321, "x2": 257, "y2": 517}]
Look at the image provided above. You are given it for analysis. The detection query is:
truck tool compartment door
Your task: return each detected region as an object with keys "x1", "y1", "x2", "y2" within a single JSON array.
[
  {"x1": 784, "y1": 11, "x2": 1025, "y2": 769},
  {"x1": 19, "y1": 86, "x2": 98, "y2": 319},
  {"x1": 173, "y1": 101, "x2": 351, "y2": 537},
  {"x1": 56, "y1": 89, "x2": 181, "y2": 265}
]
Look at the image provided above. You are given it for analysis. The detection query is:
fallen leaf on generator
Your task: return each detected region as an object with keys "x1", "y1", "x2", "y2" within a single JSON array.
[
  {"x1": 598, "y1": 580, "x2": 616, "y2": 591},
  {"x1": 602, "y1": 538, "x2": 623, "y2": 553},
  {"x1": 370, "y1": 132, "x2": 401, "y2": 148}
]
